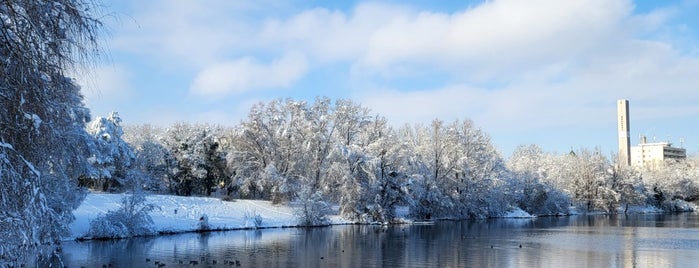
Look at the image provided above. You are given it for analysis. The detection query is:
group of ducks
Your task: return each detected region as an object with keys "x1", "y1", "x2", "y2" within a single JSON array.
[{"x1": 143, "y1": 256, "x2": 242, "y2": 266}]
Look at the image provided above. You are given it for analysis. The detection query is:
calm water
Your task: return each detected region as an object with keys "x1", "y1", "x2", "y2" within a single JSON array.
[{"x1": 54, "y1": 213, "x2": 699, "y2": 267}]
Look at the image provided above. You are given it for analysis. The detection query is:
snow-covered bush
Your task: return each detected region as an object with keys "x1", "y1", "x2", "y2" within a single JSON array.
[
  {"x1": 87, "y1": 214, "x2": 130, "y2": 239},
  {"x1": 198, "y1": 214, "x2": 210, "y2": 231},
  {"x1": 243, "y1": 209, "x2": 263, "y2": 229},
  {"x1": 295, "y1": 191, "x2": 331, "y2": 226},
  {"x1": 87, "y1": 192, "x2": 157, "y2": 239}
]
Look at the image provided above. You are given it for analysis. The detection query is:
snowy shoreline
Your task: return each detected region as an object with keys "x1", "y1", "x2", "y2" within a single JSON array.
[
  {"x1": 67, "y1": 193, "x2": 345, "y2": 241},
  {"x1": 67, "y1": 193, "x2": 530, "y2": 241},
  {"x1": 67, "y1": 193, "x2": 690, "y2": 242}
]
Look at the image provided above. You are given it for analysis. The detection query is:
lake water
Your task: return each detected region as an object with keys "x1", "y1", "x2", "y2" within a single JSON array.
[{"x1": 54, "y1": 213, "x2": 699, "y2": 267}]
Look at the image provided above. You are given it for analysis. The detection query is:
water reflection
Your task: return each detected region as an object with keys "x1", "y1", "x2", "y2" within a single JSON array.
[{"x1": 54, "y1": 213, "x2": 699, "y2": 267}]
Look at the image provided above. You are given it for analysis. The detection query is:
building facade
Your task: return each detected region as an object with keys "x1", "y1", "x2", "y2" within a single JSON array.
[
  {"x1": 630, "y1": 136, "x2": 687, "y2": 169},
  {"x1": 616, "y1": 99, "x2": 686, "y2": 169}
]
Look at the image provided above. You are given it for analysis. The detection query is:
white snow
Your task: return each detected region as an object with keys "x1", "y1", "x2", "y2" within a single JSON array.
[
  {"x1": 616, "y1": 205, "x2": 663, "y2": 214},
  {"x1": 501, "y1": 207, "x2": 535, "y2": 218},
  {"x1": 67, "y1": 193, "x2": 349, "y2": 241},
  {"x1": 0, "y1": 141, "x2": 13, "y2": 149}
]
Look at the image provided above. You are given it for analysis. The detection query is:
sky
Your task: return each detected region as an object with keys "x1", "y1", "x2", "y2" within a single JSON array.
[{"x1": 76, "y1": 0, "x2": 699, "y2": 158}]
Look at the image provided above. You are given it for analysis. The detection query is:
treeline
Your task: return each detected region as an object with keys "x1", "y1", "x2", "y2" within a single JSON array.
[
  {"x1": 83, "y1": 97, "x2": 699, "y2": 223},
  {"x1": 508, "y1": 145, "x2": 699, "y2": 214}
]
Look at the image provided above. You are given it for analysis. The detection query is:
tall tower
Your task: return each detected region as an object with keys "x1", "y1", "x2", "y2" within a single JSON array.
[{"x1": 617, "y1": 99, "x2": 631, "y2": 166}]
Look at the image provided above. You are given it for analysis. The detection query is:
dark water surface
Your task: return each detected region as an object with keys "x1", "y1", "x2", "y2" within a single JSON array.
[{"x1": 57, "y1": 213, "x2": 699, "y2": 267}]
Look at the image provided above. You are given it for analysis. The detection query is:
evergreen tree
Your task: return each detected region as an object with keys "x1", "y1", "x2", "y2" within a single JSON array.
[{"x1": 83, "y1": 112, "x2": 136, "y2": 191}]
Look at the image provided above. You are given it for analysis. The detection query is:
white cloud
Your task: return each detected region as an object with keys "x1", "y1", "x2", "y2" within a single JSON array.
[
  {"x1": 189, "y1": 53, "x2": 308, "y2": 97},
  {"x1": 360, "y1": 44, "x2": 699, "y2": 134},
  {"x1": 364, "y1": 0, "x2": 633, "y2": 79},
  {"x1": 75, "y1": 64, "x2": 132, "y2": 101},
  {"x1": 109, "y1": 0, "x2": 269, "y2": 68},
  {"x1": 105, "y1": 0, "x2": 699, "y2": 154},
  {"x1": 253, "y1": 0, "x2": 636, "y2": 81},
  {"x1": 258, "y1": 3, "x2": 403, "y2": 63},
  {"x1": 359, "y1": 83, "x2": 572, "y2": 132}
]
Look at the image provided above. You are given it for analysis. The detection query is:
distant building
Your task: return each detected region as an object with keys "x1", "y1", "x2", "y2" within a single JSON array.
[
  {"x1": 630, "y1": 135, "x2": 687, "y2": 169},
  {"x1": 617, "y1": 99, "x2": 631, "y2": 166},
  {"x1": 616, "y1": 99, "x2": 687, "y2": 169}
]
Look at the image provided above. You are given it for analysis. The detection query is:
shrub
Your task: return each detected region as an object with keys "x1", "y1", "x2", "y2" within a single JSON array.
[
  {"x1": 243, "y1": 209, "x2": 263, "y2": 229},
  {"x1": 198, "y1": 214, "x2": 210, "y2": 231},
  {"x1": 87, "y1": 192, "x2": 158, "y2": 239},
  {"x1": 295, "y1": 190, "x2": 330, "y2": 226}
]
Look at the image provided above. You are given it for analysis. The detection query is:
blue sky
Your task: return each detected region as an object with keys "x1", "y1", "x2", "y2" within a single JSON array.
[{"x1": 76, "y1": 0, "x2": 699, "y2": 157}]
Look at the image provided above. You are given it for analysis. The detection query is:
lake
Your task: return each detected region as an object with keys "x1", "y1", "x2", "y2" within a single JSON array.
[{"x1": 53, "y1": 213, "x2": 698, "y2": 267}]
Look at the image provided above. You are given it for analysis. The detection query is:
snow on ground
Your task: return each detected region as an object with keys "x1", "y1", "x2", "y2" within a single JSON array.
[
  {"x1": 68, "y1": 193, "x2": 358, "y2": 241},
  {"x1": 501, "y1": 208, "x2": 534, "y2": 218},
  {"x1": 619, "y1": 205, "x2": 664, "y2": 214},
  {"x1": 69, "y1": 193, "x2": 303, "y2": 240}
]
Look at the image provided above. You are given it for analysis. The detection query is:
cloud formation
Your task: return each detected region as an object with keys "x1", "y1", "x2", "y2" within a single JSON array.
[
  {"x1": 76, "y1": 64, "x2": 132, "y2": 101},
  {"x1": 91, "y1": 0, "x2": 699, "y2": 154},
  {"x1": 189, "y1": 53, "x2": 308, "y2": 97}
]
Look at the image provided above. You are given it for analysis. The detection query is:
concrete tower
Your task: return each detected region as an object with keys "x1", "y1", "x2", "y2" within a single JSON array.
[{"x1": 617, "y1": 99, "x2": 631, "y2": 166}]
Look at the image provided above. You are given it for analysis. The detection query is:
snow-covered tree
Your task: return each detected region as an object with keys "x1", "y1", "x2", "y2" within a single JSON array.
[
  {"x1": 338, "y1": 124, "x2": 411, "y2": 223},
  {"x1": 443, "y1": 120, "x2": 509, "y2": 218},
  {"x1": 82, "y1": 112, "x2": 136, "y2": 191},
  {"x1": 642, "y1": 157, "x2": 699, "y2": 210},
  {"x1": 122, "y1": 124, "x2": 175, "y2": 192},
  {"x1": 227, "y1": 99, "x2": 306, "y2": 201},
  {"x1": 561, "y1": 149, "x2": 617, "y2": 212},
  {"x1": 403, "y1": 119, "x2": 508, "y2": 219},
  {"x1": 507, "y1": 144, "x2": 571, "y2": 215},
  {"x1": 608, "y1": 160, "x2": 645, "y2": 213},
  {"x1": 229, "y1": 97, "x2": 352, "y2": 204},
  {"x1": 162, "y1": 123, "x2": 227, "y2": 196},
  {"x1": 0, "y1": 0, "x2": 103, "y2": 261},
  {"x1": 303, "y1": 97, "x2": 338, "y2": 194},
  {"x1": 405, "y1": 122, "x2": 452, "y2": 219}
]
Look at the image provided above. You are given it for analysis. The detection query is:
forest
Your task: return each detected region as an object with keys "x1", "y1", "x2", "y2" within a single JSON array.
[{"x1": 88, "y1": 97, "x2": 699, "y2": 224}]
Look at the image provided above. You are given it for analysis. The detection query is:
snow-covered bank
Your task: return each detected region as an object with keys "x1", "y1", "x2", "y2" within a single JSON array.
[
  {"x1": 67, "y1": 193, "x2": 695, "y2": 241},
  {"x1": 67, "y1": 193, "x2": 349, "y2": 241}
]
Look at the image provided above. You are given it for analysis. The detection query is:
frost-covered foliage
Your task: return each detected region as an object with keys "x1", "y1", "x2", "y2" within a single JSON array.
[
  {"x1": 505, "y1": 145, "x2": 690, "y2": 214},
  {"x1": 642, "y1": 157, "x2": 699, "y2": 211},
  {"x1": 336, "y1": 113, "x2": 411, "y2": 223},
  {"x1": 404, "y1": 120, "x2": 510, "y2": 219},
  {"x1": 88, "y1": 190, "x2": 158, "y2": 239},
  {"x1": 82, "y1": 112, "x2": 136, "y2": 191},
  {"x1": 507, "y1": 145, "x2": 571, "y2": 215},
  {"x1": 564, "y1": 149, "x2": 617, "y2": 212},
  {"x1": 338, "y1": 141, "x2": 410, "y2": 223},
  {"x1": 243, "y1": 209, "x2": 263, "y2": 229},
  {"x1": 296, "y1": 190, "x2": 331, "y2": 226},
  {"x1": 0, "y1": 0, "x2": 103, "y2": 262},
  {"x1": 227, "y1": 98, "x2": 332, "y2": 202},
  {"x1": 609, "y1": 163, "x2": 646, "y2": 213},
  {"x1": 165, "y1": 124, "x2": 226, "y2": 196},
  {"x1": 161, "y1": 123, "x2": 228, "y2": 196},
  {"x1": 122, "y1": 123, "x2": 231, "y2": 196},
  {"x1": 198, "y1": 214, "x2": 210, "y2": 231},
  {"x1": 120, "y1": 97, "x2": 699, "y2": 224},
  {"x1": 122, "y1": 124, "x2": 176, "y2": 192}
]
